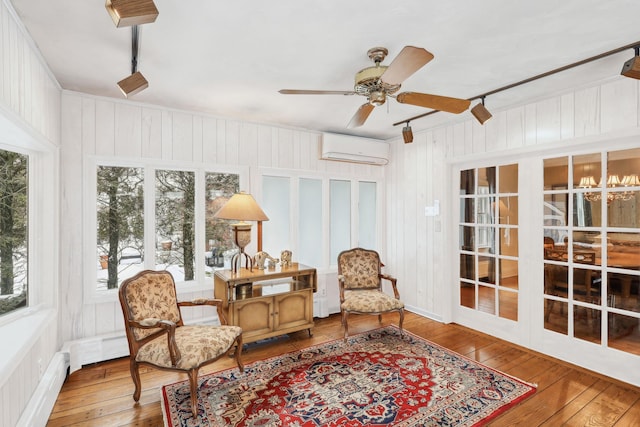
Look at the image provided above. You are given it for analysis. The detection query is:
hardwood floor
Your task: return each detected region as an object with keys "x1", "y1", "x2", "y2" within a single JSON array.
[{"x1": 48, "y1": 312, "x2": 640, "y2": 426}]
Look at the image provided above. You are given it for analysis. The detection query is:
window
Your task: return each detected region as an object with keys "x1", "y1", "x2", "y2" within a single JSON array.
[
  {"x1": 0, "y1": 149, "x2": 28, "y2": 316},
  {"x1": 459, "y1": 164, "x2": 519, "y2": 321},
  {"x1": 95, "y1": 164, "x2": 241, "y2": 291},
  {"x1": 96, "y1": 166, "x2": 144, "y2": 290},
  {"x1": 544, "y1": 149, "x2": 640, "y2": 355},
  {"x1": 330, "y1": 179, "x2": 351, "y2": 263},
  {"x1": 298, "y1": 178, "x2": 322, "y2": 267},
  {"x1": 204, "y1": 172, "x2": 240, "y2": 272}
]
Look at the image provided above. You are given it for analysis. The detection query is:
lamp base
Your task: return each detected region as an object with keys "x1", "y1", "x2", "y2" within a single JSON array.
[{"x1": 231, "y1": 251, "x2": 253, "y2": 273}]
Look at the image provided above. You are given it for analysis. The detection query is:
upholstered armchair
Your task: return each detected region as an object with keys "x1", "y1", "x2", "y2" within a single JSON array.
[
  {"x1": 118, "y1": 270, "x2": 244, "y2": 418},
  {"x1": 337, "y1": 248, "x2": 404, "y2": 340}
]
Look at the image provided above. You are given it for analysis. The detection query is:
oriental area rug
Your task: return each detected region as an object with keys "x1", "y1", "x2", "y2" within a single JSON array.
[{"x1": 161, "y1": 326, "x2": 536, "y2": 426}]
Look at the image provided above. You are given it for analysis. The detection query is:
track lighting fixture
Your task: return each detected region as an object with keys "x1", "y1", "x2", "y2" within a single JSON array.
[
  {"x1": 621, "y1": 46, "x2": 640, "y2": 80},
  {"x1": 402, "y1": 122, "x2": 413, "y2": 143},
  {"x1": 470, "y1": 96, "x2": 492, "y2": 125},
  {"x1": 394, "y1": 40, "x2": 640, "y2": 133},
  {"x1": 105, "y1": 0, "x2": 158, "y2": 28},
  {"x1": 117, "y1": 26, "x2": 148, "y2": 97}
]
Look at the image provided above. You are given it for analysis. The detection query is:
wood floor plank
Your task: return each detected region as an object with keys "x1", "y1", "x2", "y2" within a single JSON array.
[{"x1": 48, "y1": 311, "x2": 640, "y2": 427}]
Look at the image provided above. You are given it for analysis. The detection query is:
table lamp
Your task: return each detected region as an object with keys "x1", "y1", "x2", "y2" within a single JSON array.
[{"x1": 213, "y1": 192, "x2": 269, "y2": 272}]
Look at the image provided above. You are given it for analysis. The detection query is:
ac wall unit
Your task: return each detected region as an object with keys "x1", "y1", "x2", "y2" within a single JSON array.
[{"x1": 321, "y1": 133, "x2": 389, "y2": 165}]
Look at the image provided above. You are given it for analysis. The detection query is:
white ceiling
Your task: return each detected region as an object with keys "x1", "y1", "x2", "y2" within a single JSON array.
[{"x1": 9, "y1": 0, "x2": 640, "y2": 140}]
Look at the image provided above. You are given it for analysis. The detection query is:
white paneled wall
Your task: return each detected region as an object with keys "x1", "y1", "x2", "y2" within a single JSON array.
[
  {"x1": 385, "y1": 76, "x2": 640, "y2": 382},
  {"x1": 59, "y1": 91, "x2": 385, "y2": 349},
  {"x1": 0, "y1": 1, "x2": 62, "y2": 424},
  {"x1": 386, "y1": 77, "x2": 640, "y2": 320}
]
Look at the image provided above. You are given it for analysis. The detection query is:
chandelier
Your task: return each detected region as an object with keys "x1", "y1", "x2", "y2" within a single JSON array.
[{"x1": 578, "y1": 174, "x2": 640, "y2": 204}]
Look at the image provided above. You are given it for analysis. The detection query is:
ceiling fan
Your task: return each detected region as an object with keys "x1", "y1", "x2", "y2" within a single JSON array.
[{"x1": 279, "y1": 46, "x2": 471, "y2": 128}]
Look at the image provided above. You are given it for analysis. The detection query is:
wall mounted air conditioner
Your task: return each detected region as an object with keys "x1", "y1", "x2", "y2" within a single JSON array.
[{"x1": 320, "y1": 133, "x2": 389, "y2": 165}]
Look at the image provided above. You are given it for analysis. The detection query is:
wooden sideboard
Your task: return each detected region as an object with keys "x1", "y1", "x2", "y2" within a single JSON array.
[{"x1": 214, "y1": 263, "x2": 316, "y2": 344}]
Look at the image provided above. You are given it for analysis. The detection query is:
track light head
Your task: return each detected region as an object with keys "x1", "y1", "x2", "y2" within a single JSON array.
[
  {"x1": 402, "y1": 123, "x2": 413, "y2": 144},
  {"x1": 117, "y1": 71, "x2": 148, "y2": 97},
  {"x1": 621, "y1": 47, "x2": 640, "y2": 79},
  {"x1": 105, "y1": 0, "x2": 158, "y2": 28},
  {"x1": 471, "y1": 97, "x2": 492, "y2": 125}
]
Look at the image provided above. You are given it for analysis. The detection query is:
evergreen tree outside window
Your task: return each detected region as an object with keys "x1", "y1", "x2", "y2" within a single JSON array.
[
  {"x1": 205, "y1": 173, "x2": 239, "y2": 273},
  {"x1": 96, "y1": 166, "x2": 144, "y2": 290},
  {"x1": 0, "y1": 149, "x2": 28, "y2": 316}
]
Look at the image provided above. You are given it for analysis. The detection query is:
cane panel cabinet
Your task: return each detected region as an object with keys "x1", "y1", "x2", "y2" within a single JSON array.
[{"x1": 214, "y1": 263, "x2": 316, "y2": 343}]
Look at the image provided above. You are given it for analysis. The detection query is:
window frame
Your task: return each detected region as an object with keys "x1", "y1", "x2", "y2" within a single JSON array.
[{"x1": 85, "y1": 157, "x2": 248, "y2": 304}]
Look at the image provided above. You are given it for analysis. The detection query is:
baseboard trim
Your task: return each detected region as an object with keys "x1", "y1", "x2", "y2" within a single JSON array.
[{"x1": 16, "y1": 352, "x2": 69, "y2": 427}]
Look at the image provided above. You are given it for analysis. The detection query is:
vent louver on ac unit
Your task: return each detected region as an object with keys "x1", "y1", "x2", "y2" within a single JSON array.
[{"x1": 320, "y1": 133, "x2": 389, "y2": 165}]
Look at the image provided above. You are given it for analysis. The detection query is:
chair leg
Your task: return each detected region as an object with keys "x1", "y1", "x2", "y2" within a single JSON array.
[
  {"x1": 378, "y1": 314, "x2": 382, "y2": 323},
  {"x1": 343, "y1": 311, "x2": 349, "y2": 341},
  {"x1": 188, "y1": 369, "x2": 199, "y2": 418},
  {"x1": 398, "y1": 308, "x2": 405, "y2": 334},
  {"x1": 234, "y1": 335, "x2": 244, "y2": 373},
  {"x1": 130, "y1": 358, "x2": 142, "y2": 402}
]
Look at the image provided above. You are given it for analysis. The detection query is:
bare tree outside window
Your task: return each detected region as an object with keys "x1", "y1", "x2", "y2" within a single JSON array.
[
  {"x1": 0, "y1": 150, "x2": 28, "y2": 315},
  {"x1": 155, "y1": 170, "x2": 195, "y2": 281},
  {"x1": 96, "y1": 166, "x2": 144, "y2": 290}
]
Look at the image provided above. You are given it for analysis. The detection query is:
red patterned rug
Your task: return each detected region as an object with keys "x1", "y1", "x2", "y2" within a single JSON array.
[{"x1": 161, "y1": 326, "x2": 535, "y2": 426}]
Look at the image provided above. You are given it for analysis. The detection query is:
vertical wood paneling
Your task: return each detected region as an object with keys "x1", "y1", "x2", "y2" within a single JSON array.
[
  {"x1": 452, "y1": 123, "x2": 465, "y2": 157},
  {"x1": 224, "y1": 121, "x2": 240, "y2": 165},
  {"x1": 601, "y1": 79, "x2": 638, "y2": 133},
  {"x1": 560, "y1": 93, "x2": 575, "y2": 140},
  {"x1": 81, "y1": 98, "x2": 96, "y2": 156},
  {"x1": 192, "y1": 115, "x2": 203, "y2": 162},
  {"x1": 524, "y1": 103, "x2": 537, "y2": 145},
  {"x1": 257, "y1": 124, "x2": 273, "y2": 168},
  {"x1": 240, "y1": 123, "x2": 258, "y2": 167},
  {"x1": 277, "y1": 128, "x2": 294, "y2": 169},
  {"x1": 114, "y1": 104, "x2": 142, "y2": 158},
  {"x1": 415, "y1": 133, "x2": 428, "y2": 309},
  {"x1": 82, "y1": 303, "x2": 97, "y2": 338},
  {"x1": 216, "y1": 119, "x2": 227, "y2": 163},
  {"x1": 506, "y1": 106, "x2": 525, "y2": 149},
  {"x1": 60, "y1": 94, "x2": 85, "y2": 342},
  {"x1": 536, "y1": 97, "x2": 561, "y2": 144},
  {"x1": 171, "y1": 112, "x2": 193, "y2": 162},
  {"x1": 574, "y1": 86, "x2": 600, "y2": 137},
  {"x1": 94, "y1": 302, "x2": 116, "y2": 336},
  {"x1": 95, "y1": 100, "x2": 115, "y2": 156},
  {"x1": 471, "y1": 120, "x2": 486, "y2": 154},
  {"x1": 161, "y1": 110, "x2": 173, "y2": 160},
  {"x1": 463, "y1": 121, "x2": 473, "y2": 154},
  {"x1": 141, "y1": 107, "x2": 163, "y2": 159},
  {"x1": 202, "y1": 116, "x2": 218, "y2": 164}
]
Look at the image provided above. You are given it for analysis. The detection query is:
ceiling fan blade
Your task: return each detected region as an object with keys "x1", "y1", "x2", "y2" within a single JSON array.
[
  {"x1": 347, "y1": 103, "x2": 375, "y2": 128},
  {"x1": 396, "y1": 92, "x2": 471, "y2": 114},
  {"x1": 380, "y1": 46, "x2": 434, "y2": 86},
  {"x1": 279, "y1": 89, "x2": 356, "y2": 95}
]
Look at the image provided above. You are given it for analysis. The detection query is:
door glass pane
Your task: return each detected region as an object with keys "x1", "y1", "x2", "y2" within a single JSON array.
[
  {"x1": 460, "y1": 254, "x2": 475, "y2": 280},
  {"x1": 607, "y1": 272, "x2": 639, "y2": 314},
  {"x1": 155, "y1": 170, "x2": 195, "y2": 281},
  {"x1": 499, "y1": 164, "x2": 518, "y2": 193},
  {"x1": 460, "y1": 225, "x2": 475, "y2": 251},
  {"x1": 97, "y1": 166, "x2": 144, "y2": 290},
  {"x1": 574, "y1": 153, "x2": 601, "y2": 190},
  {"x1": 499, "y1": 228, "x2": 518, "y2": 257},
  {"x1": 499, "y1": 289, "x2": 517, "y2": 321},
  {"x1": 330, "y1": 179, "x2": 350, "y2": 264},
  {"x1": 478, "y1": 255, "x2": 495, "y2": 284},
  {"x1": 478, "y1": 167, "x2": 496, "y2": 193},
  {"x1": 573, "y1": 193, "x2": 601, "y2": 227},
  {"x1": 460, "y1": 169, "x2": 475, "y2": 195},
  {"x1": 544, "y1": 299, "x2": 568, "y2": 335},
  {"x1": 608, "y1": 312, "x2": 640, "y2": 355},
  {"x1": 544, "y1": 156, "x2": 568, "y2": 191},
  {"x1": 478, "y1": 285, "x2": 495, "y2": 314},
  {"x1": 498, "y1": 196, "x2": 517, "y2": 225},
  {"x1": 460, "y1": 198, "x2": 475, "y2": 223},
  {"x1": 460, "y1": 282, "x2": 475, "y2": 309},
  {"x1": 608, "y1": 193, "x2": 640, "y2": 228},
  {"x1": 204, "y1": 173, "x2": 239, "y2": 272},
  {"x1": 358, "y1": 181, "x2": 376, "y2": 249},
  {"x1": 574, "y1": 306, "x2": 601, "y2": 344},
  {"x1": 499, "y1": 259, "x2": 518, "y2": 289},
  {"x1": 299, "y1": 178, "x2": 322, "y2": 267},
  {"x1": 607, "y1": 232, "x2": 640, "y2": 271},
  {"x1": 262, "y1": 176, "x2": 291, "y2": 257}
]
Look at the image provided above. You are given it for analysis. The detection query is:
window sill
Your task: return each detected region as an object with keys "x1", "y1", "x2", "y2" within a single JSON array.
[{"x1": 0, "y1": 306, "x2": 56, "y2": 389}]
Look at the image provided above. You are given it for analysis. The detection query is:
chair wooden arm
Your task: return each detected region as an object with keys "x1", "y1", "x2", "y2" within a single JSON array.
[
  {"x1": 379, "y1": 273, "x2": 400, "y2": 299},
  {"x1": 129, "y1": 318, "x2": 181, "y2": 366},
  {"x1": 178, "y1": 298, "x2": 228, "y2": 325},
  {"x1": 337, "y1": 275, "x2": 346, "y2": 302}
]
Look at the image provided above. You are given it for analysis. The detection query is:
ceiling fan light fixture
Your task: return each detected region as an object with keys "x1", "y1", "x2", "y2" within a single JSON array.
[
  {"x1": 402, "y1": 123, "x2": 413, "y2": 144},
  {"x1": 369, "y1": 90, "x2": 386, "y2": 106},
  {"x1": 471, "y1": 97, "x2": 492, "y2": 125},
  {"x1": 621, "y1": 47, "x2": 640, "y2": 79},
  {"x1": 105, "y1": 0, "x2": 159, "y2": 28},
  {"x1": 117, "y1": 71, "x2": 148, "y2": 97}
]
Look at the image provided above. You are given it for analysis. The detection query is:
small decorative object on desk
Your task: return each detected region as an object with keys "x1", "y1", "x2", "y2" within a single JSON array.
[
  {"x1": 253, "y1": 251, "x2": 279, "y2": 270},
  {"x1": 280, "y1": 250, "x2": 292, "y2": 267}
]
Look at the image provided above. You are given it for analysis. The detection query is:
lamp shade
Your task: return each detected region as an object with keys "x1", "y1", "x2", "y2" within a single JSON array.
[{"x1": 213, "y1": 192, "x2": 269, "y2": 222}]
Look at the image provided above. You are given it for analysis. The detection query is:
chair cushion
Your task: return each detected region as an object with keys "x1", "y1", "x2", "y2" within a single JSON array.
[
  {"x1": 136, "y1": 325, "x2": 242, "y2": 370},
  {"x1": 341, "y1": 290, "x2": 404, "y2": 313}
]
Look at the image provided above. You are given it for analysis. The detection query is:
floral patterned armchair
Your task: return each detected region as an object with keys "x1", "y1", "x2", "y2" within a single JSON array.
[
  {"x1": 337, "y1": 248, "x2": 404, "y2": 340},
  {"x1": 118, "y1": 270, "x2": 244, "y2": 418}
]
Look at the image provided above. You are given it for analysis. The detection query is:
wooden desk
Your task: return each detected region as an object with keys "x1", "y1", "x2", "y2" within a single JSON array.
[{"x1": 214, "y1": 263, "x2": 316, "y2": 344}]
